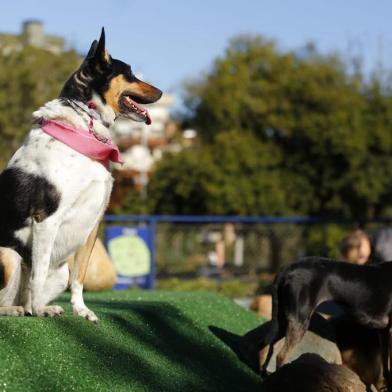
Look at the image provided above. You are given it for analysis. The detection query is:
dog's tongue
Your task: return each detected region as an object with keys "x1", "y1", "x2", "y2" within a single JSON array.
[{"x1": 126, "y1": 97, "x2": 151, "y2": 125}]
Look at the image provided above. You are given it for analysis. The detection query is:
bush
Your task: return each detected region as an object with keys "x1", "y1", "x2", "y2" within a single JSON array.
[{"x1": 157, "y1": 277, "x2": 257, "y2": 298}]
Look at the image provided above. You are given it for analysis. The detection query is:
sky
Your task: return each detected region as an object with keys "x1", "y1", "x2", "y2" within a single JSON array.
[{"x1": 1, "y1": 0, "x2": 392, "y2": 104}]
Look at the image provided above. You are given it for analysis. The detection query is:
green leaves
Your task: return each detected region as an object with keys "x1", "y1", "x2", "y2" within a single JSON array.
[
  {"x1": 144, "y1": 130, "x2": 297, "y2": 216},
  {"x1": 147, "y1": 149, "x2": 217, "y2": 215},
  {"x1": 0, "y1": 47, "x2": 80, "y2": 166},
  {"x1": 176, "y1": 35, "x2": 392, "y2": 219}
]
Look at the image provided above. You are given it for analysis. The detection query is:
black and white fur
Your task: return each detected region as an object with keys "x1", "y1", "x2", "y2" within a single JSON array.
[{"x1": 0, "y1": 28, "x2": 162, "y2": 322}]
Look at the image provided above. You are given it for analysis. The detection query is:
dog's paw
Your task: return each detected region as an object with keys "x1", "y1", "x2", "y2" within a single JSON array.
[
  {"x1": 35, "y1": 305, "x2": 64, "y2": 317},
  {"x1": 0, "y1": 306, "x2": 25, "y2": 316},
  {"x1": 73, "y1": 307, "x2": 98, "y2": 323}
]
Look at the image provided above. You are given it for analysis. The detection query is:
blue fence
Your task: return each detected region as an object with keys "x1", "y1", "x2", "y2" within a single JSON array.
[
  {"x1": 104, "y1": 215, "x2": 322, "y2": 268},
  {"x1": 104, "y1": 215, "x2": 390, "y2": 287}
]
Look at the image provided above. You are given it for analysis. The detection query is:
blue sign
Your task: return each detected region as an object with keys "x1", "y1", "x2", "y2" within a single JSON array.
[{"x1": 105, "y1": 226, "x2": 154, "y2": 289}]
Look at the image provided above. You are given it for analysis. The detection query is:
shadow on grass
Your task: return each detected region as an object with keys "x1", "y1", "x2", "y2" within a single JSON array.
[
  {"x1": 209, "y1": 325, "x2": 261, "y2": 373},
  {"x1": 50, "y1": 300, "x2": 262, "y2": 392}
]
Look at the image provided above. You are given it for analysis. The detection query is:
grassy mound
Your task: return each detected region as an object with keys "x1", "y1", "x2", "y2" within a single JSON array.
[{"x1": 0, "y1": 291, "x2": 264, "y2": 392}]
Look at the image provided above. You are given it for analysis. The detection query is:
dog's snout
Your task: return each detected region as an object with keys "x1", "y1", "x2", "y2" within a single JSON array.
[
  {"x1": 140, "y1": 82, "x2": 162, "y2": 104},
  {"x1": 153, "y1": 88, "x2": 163, "y2": 102}
]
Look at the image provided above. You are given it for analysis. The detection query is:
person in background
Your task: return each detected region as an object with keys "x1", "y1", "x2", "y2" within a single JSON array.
[
  {"x1": 372, "y1": 228, "x2": 392, "y2": 262},
  {"x1": 315, "y1": 229, "x2": 372, "y2": 318},
  {"x1": 339, "y1": 229, "x2": 372, "y2": 265}
]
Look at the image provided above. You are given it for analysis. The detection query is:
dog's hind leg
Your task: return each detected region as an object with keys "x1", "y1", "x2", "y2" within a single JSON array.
[
  {"x1": 260, "y1": 326, "x2": 285, "y2": 376},
  {"x1": 69, "y1": 224, "x2": 99, "y2": 323},
  {"x1": 276, "y1": 318, "x2": 307, "y2": 369},
  {"x1": 259, "y1": 278, "x2": 287, "y2": 375},
  {"x1": 0, "y1": 247, "x2": 24, "y2": 316},
  {"x1": 238, "y1": 318, "x2": 285, "y2": 375},
  {"x1": 260, "y1": 306, "x2": 288, "y2": 375}
]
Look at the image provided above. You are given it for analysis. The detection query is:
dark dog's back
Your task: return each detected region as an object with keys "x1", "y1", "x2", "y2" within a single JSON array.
[
  {"x1": 277, "y1": 257, "x2": 392, "y2": 326},
  {"x1": 262, "y1": 257, "x2": 392, "y2": 372}
]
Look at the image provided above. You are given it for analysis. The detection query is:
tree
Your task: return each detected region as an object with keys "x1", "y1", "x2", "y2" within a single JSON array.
[
  {"x1": 147, "y1": 148, "x2": 217, "y2": 215},
  {"x1": 0, "y1": 46, "x2": 80, "y2": 167},
  {"x1": 144, "y1": 130, "x2": 312, "y2": 216},
  {"x1": 182, "y1": 35, "x2": 392, "y2": 219}
]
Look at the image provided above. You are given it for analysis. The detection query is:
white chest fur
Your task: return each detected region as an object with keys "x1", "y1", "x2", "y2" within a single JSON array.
[{"x1": 9, "y1": 124, "x2": 114, "y2": 265}]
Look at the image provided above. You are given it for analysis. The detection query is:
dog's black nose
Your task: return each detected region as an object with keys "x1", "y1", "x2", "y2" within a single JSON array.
[{"x1": 155, "y1": 89, "x2": 163, "y2": 100}]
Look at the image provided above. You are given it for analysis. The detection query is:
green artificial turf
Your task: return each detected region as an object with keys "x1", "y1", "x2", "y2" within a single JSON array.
[{"x1": 0, "y1": 290, "x2": 264, "y2": 392}]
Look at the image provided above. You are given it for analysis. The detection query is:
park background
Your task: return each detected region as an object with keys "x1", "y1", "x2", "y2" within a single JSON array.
[
  {"x1": 1, "y1": 1, "x2": 392, "y2": 391},
  {"x1": 1, "y1": 1, "x2": 392, "y2": 296}
]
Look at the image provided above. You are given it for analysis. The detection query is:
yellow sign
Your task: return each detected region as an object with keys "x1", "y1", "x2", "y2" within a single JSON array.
[{"x1": 108, "y1": 235, "x2": 151, "y2": 277}]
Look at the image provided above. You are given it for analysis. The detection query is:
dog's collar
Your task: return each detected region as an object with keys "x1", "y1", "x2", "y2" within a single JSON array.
[
  {"x1": 36, "y1": 117, "x2": 123, "y2": 168},
  {"x1": 64, "y1": 99, "x2": 112, "y2": 129}
]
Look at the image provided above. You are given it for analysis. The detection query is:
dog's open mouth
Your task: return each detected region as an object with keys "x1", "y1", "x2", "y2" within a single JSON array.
[{"x1": 120, "y1": 94, "x2": 151, "y2": 125}]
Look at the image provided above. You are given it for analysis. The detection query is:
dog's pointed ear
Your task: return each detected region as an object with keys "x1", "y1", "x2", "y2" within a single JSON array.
[
  {"x1": 86, "y1": 40, "x2": 98, "y2": 59},
  {"x1": 96, "y1": 27, "x2": 105, "y2": 57},
  {"x1": 84, "y1": 28, "x2": 111, "y2": 68},
  {"x1": 94, "y1": 27, "x2": 111, "y2": 66}
]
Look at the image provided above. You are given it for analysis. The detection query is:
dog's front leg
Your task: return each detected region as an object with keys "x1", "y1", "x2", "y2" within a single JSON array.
[
  {"x1": 30, "y1": 217, "x2": 63, "y2": 317},
  {"x1": 69, "y1": 224, "x2": 99, "y2": 323}
]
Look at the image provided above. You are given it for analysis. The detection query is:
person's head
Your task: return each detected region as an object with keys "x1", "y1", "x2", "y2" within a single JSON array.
[{"x1": 340, "y1": 229, "x2": 371, "y2": 265}]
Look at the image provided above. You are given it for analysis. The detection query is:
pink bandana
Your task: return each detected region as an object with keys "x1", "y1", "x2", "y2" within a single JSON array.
[{"x1": 37, "y1": 118, "x2": 123, "y2": 168}]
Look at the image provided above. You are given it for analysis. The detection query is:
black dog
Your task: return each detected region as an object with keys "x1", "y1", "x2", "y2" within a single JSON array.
[{"x1": 258, "y1": 257, "x2": 392, "y2": 387}]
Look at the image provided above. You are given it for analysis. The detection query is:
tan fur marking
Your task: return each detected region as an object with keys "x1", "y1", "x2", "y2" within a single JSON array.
[
  {"x1": 0, "y1": 250, "x2": 15, "y2": 289},
  {"x1": 132, "y1": 79, "x2": 160, "y2": 96},
  {"x1": 104, "y1": 49, "x2": 110, "y2": 63},
  {"x1": 74, "y1": 72, "x2": 88, "y2": 87},
  {"x1": 104, "y1": 75, "x2": 131, "y2": 113},
  {"x1": 71, "y1": 224, "x2": 99, "y2": 284},
  {"x1": 104, "y1": 75, "x2": 159, "y2": 113}
]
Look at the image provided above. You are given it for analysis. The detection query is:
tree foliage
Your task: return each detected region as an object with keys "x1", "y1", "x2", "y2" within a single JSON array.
[
  {"x1": 144, "y1": 36, "x2": 392, "y2": 219},
  {"x1": 146, "y1": 130, "x2": 314, "y2": 215},
  {"x1": 0, "y1": 47, "x2": 80, "y2": 166}
]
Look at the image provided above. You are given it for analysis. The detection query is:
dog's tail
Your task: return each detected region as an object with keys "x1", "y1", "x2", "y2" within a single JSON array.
[
  {"x1": 268, "y1": 276, "x2": 280, "y2": 338},
  {"x1": 260, "y1": 269, "x2": 285, "y2": 374},
  {"x1": 238, "y1": 268, "x2": 287, "y2": 374}
]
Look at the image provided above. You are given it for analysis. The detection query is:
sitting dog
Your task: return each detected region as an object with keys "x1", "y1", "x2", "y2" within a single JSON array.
[
  {"x1": 258, "y1": 257, "x2": 392, "y2": 388},
  {"x1": 0, "y1": 28, "x2": 161, "y2": 322}
]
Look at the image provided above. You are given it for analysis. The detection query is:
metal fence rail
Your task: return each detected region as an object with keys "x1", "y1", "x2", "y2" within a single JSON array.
[
  {"x1": 104, "y1": 215, "x2": 317, "y2": 275},
  {"x1": 103, "y1": 215, "x2": 392, "y2": 277}
]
